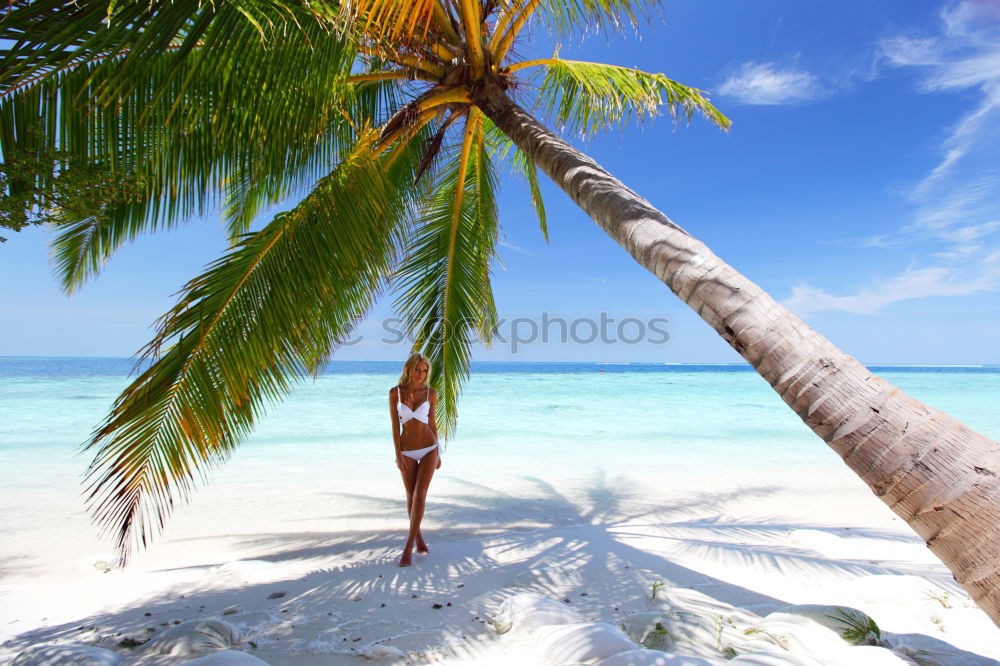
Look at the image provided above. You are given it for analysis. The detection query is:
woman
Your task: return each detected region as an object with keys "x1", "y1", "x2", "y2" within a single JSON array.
[{"x1": 390, "y1": 353, "x2": 441, "y2": 567}]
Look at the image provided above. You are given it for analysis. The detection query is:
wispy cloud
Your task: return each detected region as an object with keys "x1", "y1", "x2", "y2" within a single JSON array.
[
  {"x1": 784, "y1": 265, "x2": 1000, "y2": 315},
  {"x1": 497, "y1": 238, "x2": 533, "y2": 255},
  {"x1": 882, "y1": 3, "x2": 1000, "y2": 200},
  {"x1": 821, "y1": 234, "x2": 907, "y2": 249},
  {"x1": 785, "y1": 2, "x2": 1000, "y2": 315},
  {"x1": 717, "y1": 62, "x2": 824, "y2": 105}
]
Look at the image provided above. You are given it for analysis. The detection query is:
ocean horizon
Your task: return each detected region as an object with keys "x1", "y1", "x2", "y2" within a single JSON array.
[
  {"x1": 3, "y1": 357, "x2": 998, "y2": 483},
  {"x1": 3, "y1": 355, "x2": 1000, "y2": 373}
]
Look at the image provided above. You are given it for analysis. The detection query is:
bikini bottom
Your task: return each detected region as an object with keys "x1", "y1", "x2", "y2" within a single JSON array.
[{"x1": 401, "y1": 443, "x2": 438, "y2": 462}]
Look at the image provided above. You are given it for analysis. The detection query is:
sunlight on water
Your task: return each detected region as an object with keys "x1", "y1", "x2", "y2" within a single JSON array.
[{"x1": 1, "y1": 359, "x2": 998, "y2": 494}]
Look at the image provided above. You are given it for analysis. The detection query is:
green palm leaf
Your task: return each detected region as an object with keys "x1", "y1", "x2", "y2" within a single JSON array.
[
  {"x1": 82, "y1": 131, "x2": 429, "y2": 561},
  {"x1": 519, "y1": 150, "x2": 549, "y2": 242},
  {"x1": 536, "y1": 0, "x2": 661, "y2": 39},
  {"x1": 393, "y1": 112, "x2": 500, "y2": 436},
  {"x1": 0, "y1": 1, "x2": 321, "y2": 101},
  {"x1": 488, "y1": 120, "x2": 549, "y2": 241},
  {"x1": 1, "y1": 16, "x2": 376, "y2": 291},
  {"x1": 528, "y1": 55, "x2": 730, "y2": 137}
]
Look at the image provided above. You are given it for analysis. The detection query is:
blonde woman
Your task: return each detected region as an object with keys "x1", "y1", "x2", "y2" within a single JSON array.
[{"x1": 390, "y1": 353, "x2": 441, "y2": 567}]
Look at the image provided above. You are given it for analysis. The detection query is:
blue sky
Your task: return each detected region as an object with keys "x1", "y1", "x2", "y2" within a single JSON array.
[{"x1": 3, "y1": 0, "x2": 1000, "y2": 364}]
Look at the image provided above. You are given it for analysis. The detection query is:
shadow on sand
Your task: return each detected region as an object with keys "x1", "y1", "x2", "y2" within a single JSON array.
[{"x1": 0, "y1": 472, "x2": 987, "y2": 664}]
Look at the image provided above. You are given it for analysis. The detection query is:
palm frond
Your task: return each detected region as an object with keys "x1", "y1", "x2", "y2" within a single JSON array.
[
  {"x1": 82, "y1": 131, "x2": 429, "y2": 562},
  {"x1": 536, "y1": 0, "x2": 662, "y2": 39},
  {"x1": 526, "y1": 56, "x2": 731, "y2": 137},
  {"x1": 337, "y1": 0, "x2": 437, "y2": 42},
  {"x1": 513, "y1": 144, "x2": 549, "y2": 241},
  {"x1": 393, "y1": 110, "x2": 500, "y2": 436},
  {"x1": 456, "y1": 0, "x2": 486, "y2": 77},
  {"x1": 484, "y1": 119, "x2": 549, "y2": 241},
  {"x1": 0, "y1": 1, "x2": 316, "y2": 103},
  {"x1": 493, "y1": 0, "x2": 661, "y2": 60},
  {"x1": 0, "y1": 16, "x2": 374, "y2": 291}
]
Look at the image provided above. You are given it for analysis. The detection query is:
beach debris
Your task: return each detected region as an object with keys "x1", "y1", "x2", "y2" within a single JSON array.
[
  {"x1": 623, "y1": 613, "x2": 675, "y2": 650},
  {"x1": 92, "y1": 560, "x2": 112, "y2": 573},
  {"x1": 353, "y1": 595, "x2": 363, "y2": 601},
  {"x1": 531, "y1": 621, "x2": 640, "y2": 664},
  {"x1": 360, "y1": 644, "x2": 405, "y2": 660},
  {"x1": 432, "y1": 603, "x2": 443, "y2": 609},
  {"x1": 117, "y1": 637, "x2": 147, "y2": 648},
  {"x1": 12, "y1": 644, "x2": 123, "y2": 666},
  {"x1": 223, "y1": 607, "x2": 239, "y2": 616},
  {"x1": 176, "y1": 650, "x2": 271, "y2": 666},
  {"x1": 626, "y1": 610, "x2": 731, "y2": 658},
  {"x1": 770, "y1": 605, "x2": 881, "y2": 646},
  {"x1": 746, "y1": 612, "x2": 853, "y2": 657},
  {"x1": 265, "y1": 592, "x2": 285, "y2": 600},
  {"x1": 142, "y1": 619, "x2": 242, "y2": 657},
  {"x1": 494, "y1": 593, "x2": 585, "y2": 635}
]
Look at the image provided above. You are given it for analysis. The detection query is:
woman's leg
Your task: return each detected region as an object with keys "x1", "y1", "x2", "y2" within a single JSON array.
[
  {"x1": 398, "y1": 455, "x2": 429, "y2": 554},
  {"x1": 400, "y1": 457, "x2": 418, "y2": 516},
  {"x1": 399, "y1": 448, "x2": 438, "y2": 567}
]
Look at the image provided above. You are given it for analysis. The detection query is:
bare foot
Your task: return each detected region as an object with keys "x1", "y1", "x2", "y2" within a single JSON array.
[
  {"x1": 416, "y1": 535, "x2": 429, "y2": 553},
  {"x1": 399, "y1": 549, "x2": 413, "y2": 567}
]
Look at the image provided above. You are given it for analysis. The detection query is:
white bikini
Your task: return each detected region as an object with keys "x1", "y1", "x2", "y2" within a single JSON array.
[{"x1": 397, "y1": 386, "x2": 439, "y2": 462}]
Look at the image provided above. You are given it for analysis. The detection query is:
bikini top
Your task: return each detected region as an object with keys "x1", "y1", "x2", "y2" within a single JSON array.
[{"x1": 397, "y1": 386, "x2": 430, "y2": 425}]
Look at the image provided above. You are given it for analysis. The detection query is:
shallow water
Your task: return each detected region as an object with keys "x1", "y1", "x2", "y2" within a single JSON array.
[{"x1": 2, "y1": 358, "x2": 998, "y2": 494}]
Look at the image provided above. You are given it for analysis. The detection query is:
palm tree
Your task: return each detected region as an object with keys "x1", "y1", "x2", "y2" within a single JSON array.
[{"x1": 2, "y1": 0, "x2": 998, "y2": 625}]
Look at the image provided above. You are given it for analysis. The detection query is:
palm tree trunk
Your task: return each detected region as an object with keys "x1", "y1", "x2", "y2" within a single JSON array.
[{"x1": 476, "y1": 87, "x2": 1000, "y2": 626}]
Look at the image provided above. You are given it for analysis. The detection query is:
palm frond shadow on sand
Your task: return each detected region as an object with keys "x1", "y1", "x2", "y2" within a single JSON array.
[
  {"x1": 237, "y1": 470, "x2": 935, "y2": 582},
  {"x1": 1, "y1": 472, "x2": 968, "y2": 664}
]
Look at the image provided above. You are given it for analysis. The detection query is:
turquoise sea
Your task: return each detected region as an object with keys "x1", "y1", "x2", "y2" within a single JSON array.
[{"x1": 2, "y1": 357, "x2": 999, "y2": 495}]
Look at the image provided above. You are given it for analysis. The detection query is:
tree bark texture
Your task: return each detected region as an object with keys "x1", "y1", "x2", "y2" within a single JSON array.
[{"x1": 477, "y1": 87, "x2": 1000, "y2": 627}]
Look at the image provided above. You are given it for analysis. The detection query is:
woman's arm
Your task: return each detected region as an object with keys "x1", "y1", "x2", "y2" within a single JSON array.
[
  {"x1": 428, "y1": 389, "x2": 441, "y2": 443},
  {"x1": 389, "y1": 388, "x2": 403, "y2": 468},
  {"x1": 428, "y1": 389, "x2": 442, "y2": 468}
]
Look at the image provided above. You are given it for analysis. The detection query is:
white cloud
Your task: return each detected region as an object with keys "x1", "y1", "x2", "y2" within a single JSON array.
[
  {"x1": 822, "y1": 234, "x2": 906, "y2": 249},
  {"x1": 882, "y1": 4, "x2": 1000, "y2": 197},
  {"x1": 880, "y1": 36, "x2": 942, "y2": 67},
  {"x1": 788, "y1": 3, "x2": 1000, "y2": 315},
  {"x1": 497, "y1": 238, "x2": 533, "y2": 255},
  {"x1": 783, "y1": 265, "x2": 1000, "y2": 315},
  {"x1": 717, "y1": 62, "x2": 823, "y2": 105}
]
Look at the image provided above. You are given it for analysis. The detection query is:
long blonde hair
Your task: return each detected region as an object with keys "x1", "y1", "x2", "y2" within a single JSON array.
[{"x1": 398, "y1": 352, "x2": 431, "y2": 390}]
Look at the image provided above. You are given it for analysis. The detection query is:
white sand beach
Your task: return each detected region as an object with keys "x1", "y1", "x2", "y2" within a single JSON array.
[{"x1": 3, "y1": 460, "x2": 999, "y2": 665}]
